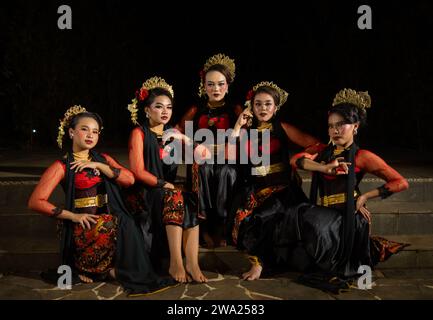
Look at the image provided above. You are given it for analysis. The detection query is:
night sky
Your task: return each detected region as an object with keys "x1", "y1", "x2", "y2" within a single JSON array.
[{"x1": 1, "y1": 1, "x2": 432, "y2": 152}]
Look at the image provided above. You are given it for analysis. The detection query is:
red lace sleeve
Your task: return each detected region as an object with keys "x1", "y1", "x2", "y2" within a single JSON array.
[
  {"x1": 174, "y1": 105, "x2": 198, "y2": 133},
  {"x1": 290, "y1": 142, "x2": 328, "y2": 168},
  {"x1": 128, "y1": 127, "x2": 158, "y2": 187},
  {"x1": 28, "y1": 160, "x2": 65, "y2": 217},
  {"x1": 356, "y1": 149, "x2": 409, "y2": 197},
  {"x1": 281, "y1": 122, "x2": 320, "y2": 149},
  {"x1": 101, "y1": 153, "x2": 135, "y2": 187}
]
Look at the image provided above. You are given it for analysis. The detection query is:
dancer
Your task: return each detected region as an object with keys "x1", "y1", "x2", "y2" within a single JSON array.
[
  {"x1": 230, "y1": 81, "x2": 319, "y2": 280},
  {"x1": 290, "y1": 89, "x2": 409, "y2": 292},
  {"x1": 175, "y1": 53, "x2": 244, "y2": 248},
  {"x1": 127, "y1": 76, "x2": 208, "y2": 283},
  {"x1": 28, "y1": 105, "x2": 175, "y2": 295}
]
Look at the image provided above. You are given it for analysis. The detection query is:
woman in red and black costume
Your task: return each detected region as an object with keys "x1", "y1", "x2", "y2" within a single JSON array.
[
  {"x1": 28, "y1": 105, "x2": 175, "y2": 295},
  {"x1": 229, "y1": 81, "x2": 319, "y2": 281},
  {"x1": 126, "y1": 76, "x2": 208, "y2": 283},
  {"x1": 290, "y1": 89, "x2": 409, "y2": 292},
  {"x1": 175, "y1": 53, "x2": 243, "y2": 248}
]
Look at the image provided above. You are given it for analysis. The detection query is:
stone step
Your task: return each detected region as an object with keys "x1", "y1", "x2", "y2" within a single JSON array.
[
  {"x1": 1, "y1": 202, "x2": 432, "y2": 240},
  {"x1": 0, "y1": 237, "x2": 60, "y2": 273},
  {"x1": 1, "y1": 173, "x2": 432, "y2": 208},
  {"x1": 1, "y1": 235, "x2": 432, "y2": 273},
  {"x1": 0, "y1": 181, "x2": 64, "y2": 208},
  {"x1": 369, "y1": 201, "x2": 433, "y2": 235}
]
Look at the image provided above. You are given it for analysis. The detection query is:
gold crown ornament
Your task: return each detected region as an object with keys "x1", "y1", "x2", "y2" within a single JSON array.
[
  {"x1": 127, "y1": 76, "x2": 174, "y2": 125},
  {"x1": 332, "y1": 88, "x2": 371, "y2": 110},
  {"x1": 244, "y1": 81, "x2": 289, "y2": 111},
  {"x1": 198, "y1": 53, "x2": 236, "y2": 97},
  {"x1": 57, "y1": 105, "x2": 87, "y2": 149}
]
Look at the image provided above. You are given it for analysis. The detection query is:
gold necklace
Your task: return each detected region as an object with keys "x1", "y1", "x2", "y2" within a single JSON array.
[
  {"x1": 150, "y1": 124, "x2": 164, "y2": 138},
  {"x1": 73, "y1": 151, "x2": 90, "y2": 161},
  {"x1": 257, "y1": 122, "x2": 273, "y2": 132},
  {"x1": 207, "y1": 101, "x2": 225, "y2": 109}
]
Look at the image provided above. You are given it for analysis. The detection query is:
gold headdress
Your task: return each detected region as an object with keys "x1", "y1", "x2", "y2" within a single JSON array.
[
  {"x1": 198, "y1": 53, "x2": 236, "y2": 97},
  {"x1": 332, "y1": 88, "x2": 371, "y2": 110},
  {"x1": 244, "y1": 81, "x2": 289, "y2": 111},
  {"x1": 56, "y1": 105, "x2": 87, "y2": 149},
  {"x1": 127, "y1": 76, "x2": 174, "y2": 125}
]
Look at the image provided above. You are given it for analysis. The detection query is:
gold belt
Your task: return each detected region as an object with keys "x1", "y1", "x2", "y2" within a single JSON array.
[
  {"x1": 251, "y1": 162, "x2": 286, "y2": 176},
  {"x1": 205, "y1": 143, "x2": 226, "y2": 153},
  {"x1": 74, "y1": 194, "x2": 108, "y2": 208},
  {"x1": 320, "y1": 191, "x2": 359, "y2": 207}
]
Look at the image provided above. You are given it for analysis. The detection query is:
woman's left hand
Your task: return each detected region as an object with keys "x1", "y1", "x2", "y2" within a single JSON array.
[
  {"x1": 70, "y1": 160, "x2": 100, "y2": 173},
  {"x1": 163, "y1": 129, "x2": 191, "y2": 144},
  {"x1": 356, "y1": 195, "x2": 371, "y2": 224}
]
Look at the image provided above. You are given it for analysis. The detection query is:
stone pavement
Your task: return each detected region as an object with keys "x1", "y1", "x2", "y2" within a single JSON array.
[{"x1": 1, "y1": 265, "x2": 433, "y2": 300}]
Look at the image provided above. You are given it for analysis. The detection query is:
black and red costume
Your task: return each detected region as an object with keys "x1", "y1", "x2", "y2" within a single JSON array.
[
  {"x1": 290, "y1": 142, "x2": 409, "y2": 289},
  {"x1": 28, "y1": 151, "x2": 174, "y2": 295},
  {"x1": 176, "y1": 102, "x2": 243, "y2": 236},
  {"x1": 126, "y1": 124, "x2": 199, "y2": 267},
  {"x1": 229, "y1": 119, "x2": 319, "y2": 267}
]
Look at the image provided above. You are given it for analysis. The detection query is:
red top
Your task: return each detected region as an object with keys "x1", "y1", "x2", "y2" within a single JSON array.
[
  {"x1": 175, "y1": 104, "x2": 243, "y2": 133},
  {"x1": 128, "y1": 127, "x2": 160, "y2": 187},
  {"x1": 290, "y1": 143, "x2": 409, "y2": 193},
  {"x1": 28, "y1": 153, "x2": 134, "y2": 217}
]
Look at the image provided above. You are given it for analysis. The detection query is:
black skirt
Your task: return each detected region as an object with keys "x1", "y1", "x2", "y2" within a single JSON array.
[{"x1": 198, "y1": 163, "x2": 238, "y2": 220}]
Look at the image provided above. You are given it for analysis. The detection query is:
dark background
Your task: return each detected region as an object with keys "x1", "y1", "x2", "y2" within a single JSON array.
[{"x1": 1, "y1": 0, "x2": 432, "y2": 152}]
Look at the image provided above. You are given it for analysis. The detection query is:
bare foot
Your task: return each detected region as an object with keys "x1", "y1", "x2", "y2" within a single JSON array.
[
  {"x1": 169, "y1": 262, "x2": 188, "y2": 283},
  {"x1": 186, "y1": 264, "x2": 208, "y2": 283},
  {"x1": 79, "y1": 274, "x2": 94, "y2": 283},
  {"x1": 108, "y1": 268, "x2": 116, "y2": 280},
  {"x1": 242, "y1": 265, "x2": 263, "y2": 281}
]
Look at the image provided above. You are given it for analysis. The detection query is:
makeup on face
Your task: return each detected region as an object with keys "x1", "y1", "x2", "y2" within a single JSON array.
[
  {"x1": 328, "y1": 113, "x2": 356, "y2": 147},
  {"x1": 70, "y1": 117, "x2": 100, "y2": 151},
  {"x1": 205, "y1": 71, "x2": 228, "y2": 103},
  {"x1": 146, "y1": 95, "x2": 173, "y2": 126},
  {"x1": 253, "y1": 92, "x2": 277, "y2": 123}
]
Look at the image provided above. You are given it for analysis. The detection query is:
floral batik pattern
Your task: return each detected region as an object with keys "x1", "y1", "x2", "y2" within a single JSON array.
[
  {"x1": 73, "y1": 214, "x2": 118, "y2": 274},
  {"x1": 162, "y1": 189, "x2": 185, "y2": 226},
  {"x1": 232, "y1": 185, "x2": 286, "y2": 245}
]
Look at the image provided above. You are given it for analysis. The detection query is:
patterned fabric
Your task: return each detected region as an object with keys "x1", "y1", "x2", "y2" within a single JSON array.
[
  {"x1": 370, "y1": 236, "x2": 409, "y2": 262},
  {"x1": 73, "y1": 214, "x2": 118, "y2": 274},
  {"x1": 162, "y1": 189, "x2": 185, "y2": 226},
  {"x1": 124, "y1": 186, "x2": 147, "y2": 215},
  {"x1": 232, "y1": 185, "x2": 286, "y2": 245},
  {"x1": 191, "y1": 162, "x2": 203, "y2": 219}
]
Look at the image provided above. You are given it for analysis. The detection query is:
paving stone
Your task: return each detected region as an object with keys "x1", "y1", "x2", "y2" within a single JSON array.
[{"x1": 371, "y1": 278, "x2": 433, "y2": 300}]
